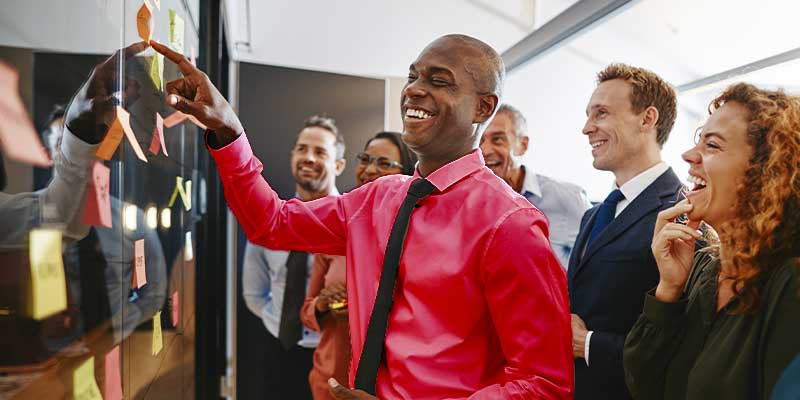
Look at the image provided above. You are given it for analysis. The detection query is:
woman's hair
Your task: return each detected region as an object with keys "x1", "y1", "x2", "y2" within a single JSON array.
[
  {"x1": 709, "y1": 83, "x2": 800, "y2": 313},
  {"x1": 364, "y1": 131, "x2": 418, "y2": 176}
]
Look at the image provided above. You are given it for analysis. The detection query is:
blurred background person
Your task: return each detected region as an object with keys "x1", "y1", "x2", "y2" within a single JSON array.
[
  {"x1": 301, "y1": 131, "x2": 415, "y2": 400},
  {"x1": 624, "y1": 83, "x2": 800, "y2": 400},
  {"x1": 480, "y1": 104, "x2": 590, "y2": 267}
]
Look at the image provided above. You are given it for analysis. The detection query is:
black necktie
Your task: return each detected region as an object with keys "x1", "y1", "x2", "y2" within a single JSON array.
[
  {"x1": 587, "y1": 189, "x2": 625, "y2": 246},
  {"x1": 354, "y1": 178, "x2": 436, "y2": 394},
  {"x1": 278, "y1": 250, "x2": 309, "y2": 349}
]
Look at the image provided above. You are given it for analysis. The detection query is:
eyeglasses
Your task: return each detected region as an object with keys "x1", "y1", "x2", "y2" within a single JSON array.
[{"x1": 355, "y1": 152, "x2": 403, "y2": 172}]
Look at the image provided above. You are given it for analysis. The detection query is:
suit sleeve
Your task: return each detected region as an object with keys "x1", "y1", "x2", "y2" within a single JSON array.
[
  {"x1": 208, "y1": 133, "x2": 348, "y2": 255},
  {"x1": 467, "y1": 208, "x2": 573, "y2": 399}
]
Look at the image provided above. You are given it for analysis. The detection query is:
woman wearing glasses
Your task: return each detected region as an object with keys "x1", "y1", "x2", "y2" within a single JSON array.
[
  {"x1": 300, "y1": 131, "x2": 416, "y2": 399},
  {"x1": 623, "y1": 83, "x2": 800, "y2": 400}
]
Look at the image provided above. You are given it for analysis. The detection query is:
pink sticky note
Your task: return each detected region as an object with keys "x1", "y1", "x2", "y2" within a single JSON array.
[
  {"x1": 0, "y1": 62, "x2": 52, "y2": 167},
  {"x1": 104, "y1": 346, "x2": 123, "y2": 400},
  {"x1": 81, "y1": 161, "x2": 112, "y2": 228},
  {"x1": 117, "y1": 107, "x2": 148, "y2": 162},
  {"x1": 133, "y1": 239, "x2": 146, "y2": 288},
  {"x1": 148, "y1": 112, "x2": 167, "y2": 156},
  {"x1": 162, "y1": 111, "x2": 187, "y2": 128},
  {"x1": 171, "y1": 291, "x2": 179, "y2": 327}
]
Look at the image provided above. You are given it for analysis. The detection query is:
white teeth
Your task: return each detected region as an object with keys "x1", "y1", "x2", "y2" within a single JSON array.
[
  {"x1": 687, "y1": 175, "x2": 707, "y2": 187},
  {"x1": 590, "y1": 140, "x2": 606, "y2": 149},
  {"x1": 405, "y1": 108, "x2": 431, "y2": 119}
]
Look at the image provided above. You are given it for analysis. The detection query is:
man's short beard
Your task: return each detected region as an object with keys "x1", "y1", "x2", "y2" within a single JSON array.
[{"x1": 296, "y1": 178, "x2": 325, "y2": 193}]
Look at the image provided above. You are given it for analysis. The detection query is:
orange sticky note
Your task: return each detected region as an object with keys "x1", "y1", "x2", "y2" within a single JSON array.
[
  {"x1": 151, "y1": 311, "x2": 163, "y2": 356},
  {"x1": 118, "y1": 107, "x2": 148, "y2": 162},
  {"x1": 136, "y1": 0, "x2": 153, "y2": 41},
  {"x1": 0, "y1": 62, "x2": 52, "y2": 167},
  {"x1": 162, "y1": 111, "x2": 187, "y2": 128},
  {"x1": 132, "y1": 239, "x2": 146, "y2": 288},
  {"x1": 82, "y1": 161, "x2": 112, "y2": 228},
  {"x1": 171, "y1": 291, "x2": 179, "y2": 327},
  {"x1": 104, "y1": 347, "x2": 123, "y2": 400},
  {"x1": 148, "y1": 112, "x2": 167, "y2": 156},
  {"x1": 96, "y1": 107, "x2": 147, "y2": 162}
]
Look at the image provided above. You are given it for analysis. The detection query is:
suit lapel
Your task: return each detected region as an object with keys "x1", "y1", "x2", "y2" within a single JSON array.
[
  {"x1": 575, "y1": 168, "x2": 681, "y2": 276},
  {"x1": 568, "y1": 206, "x2": 599, "y2": 281}
]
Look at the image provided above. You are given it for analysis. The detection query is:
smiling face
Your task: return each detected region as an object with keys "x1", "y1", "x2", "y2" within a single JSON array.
[
  {"x1": 583, "y1": 79, "x2": 660, "y2": 182},
  {"x1": 290, "y1": 127, "x2": 344, "y2": 197},
  {"x1": 682, "y1": 101, "x2": 752, "y2": 228},
  {"x1": 479, "y1": 112, "x2": 527, "y2": 181},
  {"x1": 401, "y1": 36, "x2": 500, "y2": 169},
  {"x1": 355, "y1": 138, "x2": 404, "y2": 187}
]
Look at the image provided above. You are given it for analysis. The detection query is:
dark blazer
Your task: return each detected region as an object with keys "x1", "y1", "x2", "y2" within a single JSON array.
[{"x1": 568, "y1": 168, "x2": 682, "y2": 400}]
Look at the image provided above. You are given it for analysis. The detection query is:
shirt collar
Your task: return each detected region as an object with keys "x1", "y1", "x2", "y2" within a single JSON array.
[
  {"x1": 616, "y1": 162, "x2": 668, "y2": 203},
  {"x1": 519, "y1": 164, "x2": 542, "y2": 198},
  {"x1": 294, "y1": 186, "x2": 340, "y2": 200},
  {"x1": 413, "y1": 149, "x2": 485, "y2": 192}
]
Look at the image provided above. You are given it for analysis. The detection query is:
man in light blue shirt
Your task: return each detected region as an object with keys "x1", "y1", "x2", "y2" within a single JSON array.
[
  {"x1": 241, "y1": 115, "x2": 346, "y2": 400},
  {"x1": 480, "y1": 104, "x2": 591, "y2": 267}
]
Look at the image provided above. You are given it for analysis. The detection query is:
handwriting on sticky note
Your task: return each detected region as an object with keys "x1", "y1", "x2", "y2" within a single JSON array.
[
  {"x1": 82, "y1": 161, "x2": 112, "y2": 227},
  {"x1": 168, "y1": 176, "x2": 192, "y2": 210},
  {"x1": 0, "y1": 62, "x2": 52, "y2": 167},
  {"x1": 149, "y1": 112, "x2": 168, "y2": 156},
  {"x1": 152, "y1": 311, "x2": 163, "y2": 355},
  {"x1": 133, "y1": 239, "x2": 146, "y2": 288},
  {"x1": 136, "y1": 0, "x2": 153, "y2": 41},
  {"x1": 169, "y1": 10, "x2": 185, "y2": 53},
  {"x1": 171, "y1": 291, "x2": 179, "y2": 327},
  {"x1": 104, "y1": 347, "x2": 123, "y2": 400},
  {"x1": 28, "y1": 229, "x2": 67, "y2": 320},
  {"x1": 73, "y1": 357, "x2": 103, "y2": 400}
]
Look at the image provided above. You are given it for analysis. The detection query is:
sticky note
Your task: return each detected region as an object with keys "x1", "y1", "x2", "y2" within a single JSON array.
[
  {"x1": 82, "y1": 161, "x2": 112, "y2": 228},
  {"x1": 163, "y1": 111, "x2": 206, "y2": 130},
  {"x1": 184, "y1": 231, "x2": 193, "y2": 261},
  {"x1": 149, "y1": 112, "x2": 167, "y2": 156},
  {"x1": 0, "y1": 62, "x2": 52, "y2": 167},
  {"x1": 171, "y1": 291, "x2": 179, "y2": 327},
  {"x1": 132, "y1": 239, "x2": 146, "y2": 288},
  {"x1": 136, "y1": 0, "x2": 153, "y2": 41},
  {"x1": 73, "y1": 357, "x2": 103, "y2": 400},
  {"x1": 152, "y1": 311, "x2": 163, "y2": 355},
  {"x1": 153, "y1": 0, "x2": 160, "y2": 9},
  {"x1": 104, "y1": 347, "x2": 123, "y2": 400},
  {"x1": 169, "y1": 10, "x2": 185, "y2": 54},
  {"x1": 96, "y1": 107, "x2": 148, "y2": 162},
  {"x1": 168, "y1": 176, "x2": 191, "y2": 210},
  {"x1": 149, "y1": 53, "x2": 163, "y2": 91},
  {"x1": 28, "y1": 229, "x2": 67, "y2": 320}
]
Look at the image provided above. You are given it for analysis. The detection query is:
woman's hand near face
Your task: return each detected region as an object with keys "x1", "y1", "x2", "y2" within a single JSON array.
[
  {"x1": 316, "y1": 283, "x2": 347, "y2": 312},
  {"x1": 652, "y1": 200, "x2": 702, "y2": 302}
]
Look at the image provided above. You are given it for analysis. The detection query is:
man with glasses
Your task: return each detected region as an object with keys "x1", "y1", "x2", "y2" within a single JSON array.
[{"x1": 242, "y1": 115, "x2": 347, "y2": 400}]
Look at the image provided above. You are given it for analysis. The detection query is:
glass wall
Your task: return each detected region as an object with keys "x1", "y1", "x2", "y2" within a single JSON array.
[{"x1": 0, "y1": 1, "x2": 204, "y2": 398}]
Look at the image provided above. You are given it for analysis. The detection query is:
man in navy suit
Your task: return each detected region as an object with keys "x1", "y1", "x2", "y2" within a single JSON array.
[{"x1": 568, "y1": 64, "x2": 683, "y2": 400}]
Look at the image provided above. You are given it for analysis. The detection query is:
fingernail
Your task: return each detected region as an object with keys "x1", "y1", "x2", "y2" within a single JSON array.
[
  {"x1": 169, "y1": 95, "x2": 178, "y2": 105},
  {"x1": 328, "y1": 378, "x2": 339, "y2": 388},
  {"x1": 696, "y1": 229, "x2": 703, "y2": 235}
]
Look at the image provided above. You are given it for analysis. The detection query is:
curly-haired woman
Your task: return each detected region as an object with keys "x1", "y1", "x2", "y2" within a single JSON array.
[{"x1": 623, "y1": 83, "x2": 800, "y2": 400}]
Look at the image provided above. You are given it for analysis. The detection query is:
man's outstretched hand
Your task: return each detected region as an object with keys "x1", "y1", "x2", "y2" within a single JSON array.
[
  {"x1": 328, "y1": 378, "x2": 379, "y2": 400},
  {"x1": 149, "y1": 40, "x2": 243, "y2": 144}
]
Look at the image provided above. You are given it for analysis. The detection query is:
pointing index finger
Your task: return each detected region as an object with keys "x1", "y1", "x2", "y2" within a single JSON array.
[{"x1": 149, "y1": 40, "x2": 197, "y2": 76}]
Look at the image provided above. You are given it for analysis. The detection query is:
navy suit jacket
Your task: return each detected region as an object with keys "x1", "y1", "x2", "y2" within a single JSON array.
[{"x1": 568, "y1": 168, "x2": 682, "y2": 400}]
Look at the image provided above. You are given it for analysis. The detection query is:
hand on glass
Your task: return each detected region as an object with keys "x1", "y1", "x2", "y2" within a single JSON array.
[
  {"x1": 328, "y1": 378, "x2": 378, "y2": 400},
  {"x1": 651, "y1": 199, "x2": 701, "y2": 302},
  {"x1": 316, "y1": 283, "x2": 347, "y2": 313},
  {"x1": 65, "y1": 41, "x2": 149, "y2": 144},
  {"x1": 571, "y1": 313, "x2": 588, "y2": 359},
  {"x1": 149, "y1": 40, "x2": 243, "y2": 143}
]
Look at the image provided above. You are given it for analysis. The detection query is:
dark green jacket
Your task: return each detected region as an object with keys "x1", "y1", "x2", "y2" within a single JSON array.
[{"x1": 623, "y1": 250, "x2": 800, "y2": 400}]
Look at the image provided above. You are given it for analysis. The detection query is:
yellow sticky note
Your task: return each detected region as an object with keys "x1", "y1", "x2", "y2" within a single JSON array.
[
  {"x1": 28, "y1": 229, "x2": 67, "y2": 320},
  {"x1": 168, "y1": 176, "x2": 191, "y2": 210},
  {"x1": 73, "y1": 357, "x2": 103, "y2": 400},
  {"x1": 149, "y1": 53, "x2": 163, "y2": 91},
  {"x1": 169, "y1": 10, "x2": 185, "y2": 54},
  {"x1": 151, "y1": 311, "x2": 163, "y2": 356}
]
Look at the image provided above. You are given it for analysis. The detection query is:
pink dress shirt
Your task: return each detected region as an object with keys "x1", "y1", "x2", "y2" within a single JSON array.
[
  {"x1": 210, "y1": 133, "x2": 573, "y2": 399},
  {"x1": 301, "y1": 254, "x2": 350, "y2": 400}
]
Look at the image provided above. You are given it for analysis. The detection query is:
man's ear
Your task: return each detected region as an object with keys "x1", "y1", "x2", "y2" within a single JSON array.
[
  {"x1": 335, "y1": 158, "x2": 346, "y2": 176},
  {"x1": 514, "y1": 135, "x2": 529, "y2": 157},
  {"x1": 641, "y1": 105, "x2": 659, "y2": 133},
  {"x1": 474, "y1": 94, "x2": 499, "y2": 124}
]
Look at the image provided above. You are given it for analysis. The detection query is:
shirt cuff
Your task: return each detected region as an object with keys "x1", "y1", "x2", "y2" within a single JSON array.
[
  {"x1": 584, "y1": 330, "x2": 593, "y2": 366},
  {"x1": 205, "y1": 131, "x2": 253, "y2": 170},
  {"x1": 642, "y1": 289, "x2": 688, "y2": 327}
]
